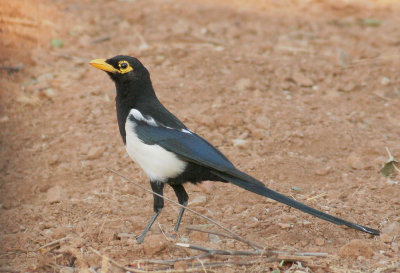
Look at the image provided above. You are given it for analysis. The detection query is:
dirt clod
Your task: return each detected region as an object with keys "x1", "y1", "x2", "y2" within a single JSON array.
[
  {"x1": 46, "y1": 186, "x2": 66, "y2": 204},
  {"x1": 86, "y1": 147, "x2": 104, "y2": 160},
  {"x1": 143, "y1": 234, "x2": 168, "y2": 255},
  {"x1": 315, "y1": 166, "x2": 331, "y2": 176},
  {"x1": 338, "y1": 239, "x2": 374, "y2": 259},
  {"x1": 174, "y1": 261, "x2": 187, "y2": 271},
  {"x1": 235, "y1": 78, "x2": 252, "y2": 91},
  {"x1": 291, "y1": 71, "x2": 313, "y2": 87}
]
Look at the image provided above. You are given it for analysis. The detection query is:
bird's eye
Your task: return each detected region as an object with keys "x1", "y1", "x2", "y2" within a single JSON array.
[{"x1": 117, "y1": 61, "x2": 133, "y2": 74}]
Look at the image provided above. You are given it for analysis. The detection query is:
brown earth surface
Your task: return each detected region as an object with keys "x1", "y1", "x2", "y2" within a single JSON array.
[{"x1": 1, "y1": 0, "x2": 400, "y2": 272}]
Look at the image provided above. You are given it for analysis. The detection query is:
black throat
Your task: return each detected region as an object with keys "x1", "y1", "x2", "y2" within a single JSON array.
[{"x1": 115, "y1": 78, "x2": 157, "y2": 144}]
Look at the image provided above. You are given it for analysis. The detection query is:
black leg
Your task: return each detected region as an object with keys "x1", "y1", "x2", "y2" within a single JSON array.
[
  {"x1": 171, "y1": 184, "x2": 189, "y2": 232},
  {"x1": 136, "y1": 181, "x2": 164, "y2": 244}
]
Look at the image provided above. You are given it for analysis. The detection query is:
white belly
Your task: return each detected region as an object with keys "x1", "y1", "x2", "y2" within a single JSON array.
[{"x1": 125, "y1": 118, "x2": 187, "y2": 182}]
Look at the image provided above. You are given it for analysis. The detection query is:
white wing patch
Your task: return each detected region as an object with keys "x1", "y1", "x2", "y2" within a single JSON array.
[
  {"x1": 181, "y1": 128, "x2": 193, "y2": 134},
  {"x1": 129, "y1": 109, "x2": 157, "y2": 126},
  {"x1": 125, "y1": 109, "x2": 187, "y2": 182}
]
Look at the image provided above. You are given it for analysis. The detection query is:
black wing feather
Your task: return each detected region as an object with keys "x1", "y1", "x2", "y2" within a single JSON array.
[{"x1": 135, "y1": 123, "x2": 380, "y2": 235}]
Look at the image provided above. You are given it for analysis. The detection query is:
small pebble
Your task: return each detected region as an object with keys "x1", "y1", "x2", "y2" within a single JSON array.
[
  {"x1": 47, "y1": 186, "x2": 66, "y2": 203},
  {"x1": 189, "y1": 195, "x2": 207, "y2": 206},
  {"x1": 174, "y1": 261, "x2": 187, "y2": 271},
  {"x1": 86, "y1": 147, "x2": 103, "y2": 160}
]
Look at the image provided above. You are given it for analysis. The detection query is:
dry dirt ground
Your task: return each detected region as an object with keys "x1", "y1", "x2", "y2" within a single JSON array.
[{"x1": 1, "y1": 0, "x2": 400, "y2": 272}]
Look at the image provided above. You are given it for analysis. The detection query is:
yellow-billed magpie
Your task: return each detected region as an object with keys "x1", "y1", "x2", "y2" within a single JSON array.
[{"x1": 89, "y1": 55, "x2": 379, "y2": 243}]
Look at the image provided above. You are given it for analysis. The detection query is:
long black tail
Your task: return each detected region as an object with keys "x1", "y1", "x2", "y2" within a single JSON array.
[{"x1": 212, "y1": 169, "x2": 380, "y2": 235}]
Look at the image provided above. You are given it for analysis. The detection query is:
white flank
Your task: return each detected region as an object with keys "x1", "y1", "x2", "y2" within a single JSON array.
[{"x1": 125, "y1": 109, "x2": 187, "y2": 182}]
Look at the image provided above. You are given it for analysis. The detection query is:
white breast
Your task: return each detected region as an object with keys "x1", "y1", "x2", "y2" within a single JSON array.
[{"x1": 125, "y1": 109, "x2": 187, "y2": 182}]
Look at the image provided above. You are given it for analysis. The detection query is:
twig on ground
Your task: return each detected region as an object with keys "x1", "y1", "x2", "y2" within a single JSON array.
[
  {"x1": 133, "y1": 253, "x2": 211, "y2": 266},
  {"x1": 90, "y1": 246, "x2": 219, "y2": 273},
  {"x1": 0, "y1": 268, "x2": 20, "y2": 273},
  {"x1": 307, "y1": 192, "x2": 327, "y2": 201},
  {"x1": 91, "y1": 36, "x2": 111, "y2": 44},
  {"x1": 107, "y1": 168, "x2": 260, "y2": 250},
  {"x1": 89, "y1": 247, "x2": 148, "y2": 273},
  {"x1": 197, "y1": 257, "x2": 207, "y2": 273},
  {"x1": 176, "y1": 243, "x2": 264, "y2": 256},
  {"x1": 186, "y1": 226, "x2": 264, "y2": 250},
  {"x1": 0, "y1": 16, "x2": 38, "y2": 27},
  {"x1": 158, "y1": 223, "x2": 174, "y2": 242},
  {"x1": 97, "y1": 220, "x2": 107, "y2": 240},
  {"x1": 176, "y1": 243, "x2": 327, "y2": 260},
  {"x1": 36, "y1": 236, "x2": 70, "y2": 252},
  {"x1": 188, "y1": 33, "x2": 224, "y2": 46},
  {"x1": 184, "y1": 227, "x2": 328, "y2": 258}
]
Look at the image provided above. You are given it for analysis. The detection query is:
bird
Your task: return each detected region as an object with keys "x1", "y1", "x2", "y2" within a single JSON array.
[{"x1": 89, "y1": 55, "x2": 380, "y2": 243}]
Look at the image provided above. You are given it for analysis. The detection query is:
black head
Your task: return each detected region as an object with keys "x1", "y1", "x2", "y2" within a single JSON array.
[{"x1": 89, "y1": 55, "x2": 150, "y2": 84}]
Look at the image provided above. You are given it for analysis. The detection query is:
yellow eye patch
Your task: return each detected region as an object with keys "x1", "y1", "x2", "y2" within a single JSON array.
[{"x1": 118, "y1": 60, "x2": 133, "y2": 74}]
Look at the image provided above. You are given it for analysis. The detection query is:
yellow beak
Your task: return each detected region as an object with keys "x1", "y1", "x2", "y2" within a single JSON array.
[{"x1": 89, "y1": 59, "x2": 118, "y2": 73}]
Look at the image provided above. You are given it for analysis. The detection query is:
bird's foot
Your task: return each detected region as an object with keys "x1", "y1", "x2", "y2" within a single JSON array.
[{"x1": 136, "y1": 234, "x2": 145, "y2": 244}]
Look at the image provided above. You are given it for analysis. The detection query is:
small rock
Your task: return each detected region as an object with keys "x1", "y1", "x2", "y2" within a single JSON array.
[
  {"x1": 189, "y1": 195, "x2": 207, "y2": 206},
  {"x1": 233, "y1": 204, "x2": 247, "y2": 214},
  {"x1": 382, "y1": 221, "x2": 400, "y2": 236},
  {"x1": 41, "y1": 88, "x2": 56, "y2": 98},
  {"x1": 59, "y1": 267, "x2": 74, "y2": 273},
  {"x1": 315, "y1": 238, "x2": 325, "y2": 246},
  {"x1": 233, "y1": 138, "x2": 247, "y2": 148},
  {"x1": 40, "y1": 228, "x2": 53, "y2": 237},
  {"x1": 189, "y1": 231, "x2": 209, "y2": 242},
  {"x1": 16, "y1": 94, "x2": 40, "y2": 105},
  {"x1": 277, "y1": 223, "x2": 292, "y2": 229},
  {"x1": 341, "y1": 82, "x2": 356, "y2": 92},
  {"x1": 347, "y1": 153, "x2": 363, "y2": 169},
  {"x1": 47, "y1": 186, "x2": 66, "y2": 203},
  {"x1": 338, "y1": 239, "x2": 373, "y2": 259},
  {"x1": 301, "y1": 221, "x2": 312, "y2": 227},
  {"x1": 49, "y1": 155, "x2": 60, "y2": 166},
  {"x1": 86, "y1": 147, "x2": 103, "y2": 160},
  {"x1": 315, "y1": 166, "x2": 331, "y2": 176},
  {"x1": 0, "y1": 116, "x2": 9, "y2": 123},
  {"x1": 381, "y1": 77, "x2": 390, "y2": 85},
  {"x1": 292, "y1": 72, "x2": 313, "y2": 87},
  {"x1": 235, "y1": 78, "x2": 252, "y2": 91},
  {"x1": 248, "y1": 220, "x2": 261, "y2": 228},
  {"x1": 143, "y1": 234, "x2": 168, "y2": 255},
  {"x1": 174, "y1": 261, "x2": 187, "y2": 271},
  {"x1": 154, "y1": 55, "x2": 166, "y2": 65}
]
